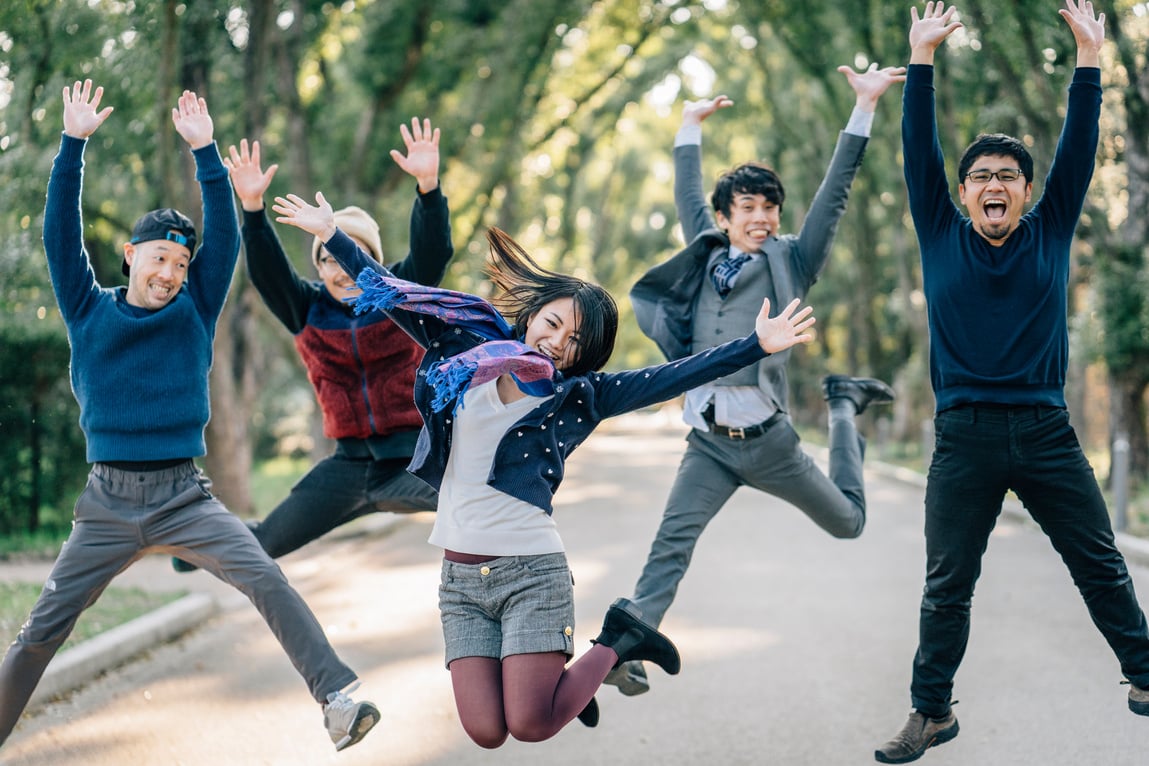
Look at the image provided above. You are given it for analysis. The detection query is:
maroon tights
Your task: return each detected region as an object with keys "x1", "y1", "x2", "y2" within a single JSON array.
[{"x1": 449, "y1": 645, "x2": 617, "y2": 748}]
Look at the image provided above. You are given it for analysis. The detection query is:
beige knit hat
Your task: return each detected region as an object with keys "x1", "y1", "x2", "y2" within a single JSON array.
[{"x1": 311, "y1": 205, "x2": 384, "y2": 266}]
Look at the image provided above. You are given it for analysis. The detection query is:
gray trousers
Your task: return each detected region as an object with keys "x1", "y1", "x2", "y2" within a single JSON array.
[
  {"x1": 631, "y1": 415, "x2": 865, "y2": 626},
  {"x1": 0, "y1": 462, "x2": 356, "y2": 745}
]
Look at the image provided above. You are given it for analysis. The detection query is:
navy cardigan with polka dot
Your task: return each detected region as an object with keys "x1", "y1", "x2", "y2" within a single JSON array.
[{"x1": 324, "y1": 229, "x2": 769, "y2": 515}]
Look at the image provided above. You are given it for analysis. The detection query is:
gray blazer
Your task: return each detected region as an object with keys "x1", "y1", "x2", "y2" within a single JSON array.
[{"x1": 630, "y1": 131, "x2": 868, "y2": 408}]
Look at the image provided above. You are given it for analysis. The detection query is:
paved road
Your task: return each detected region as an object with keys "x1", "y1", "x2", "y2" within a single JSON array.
[{"x1": 3, "y1": 421, "x2": 1148, "y2": 765}]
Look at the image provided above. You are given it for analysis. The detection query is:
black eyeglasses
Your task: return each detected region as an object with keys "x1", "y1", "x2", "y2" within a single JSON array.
[{"x1": 964, "y1": 168, "x2": 1024, "y2": 184}]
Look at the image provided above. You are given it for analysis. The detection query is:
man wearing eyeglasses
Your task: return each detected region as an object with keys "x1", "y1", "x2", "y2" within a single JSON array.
[{"x1": 875, "y1": 2, "x2": 1149, "y2": 763}]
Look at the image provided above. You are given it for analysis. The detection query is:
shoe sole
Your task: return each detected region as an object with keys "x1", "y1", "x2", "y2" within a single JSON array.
[
  {"x1": 1130, "y1": 699, "x2": 1149, "y2": 716},
  {"x1": 603, "y1": 666, "x2": 651, "y2": 696},
  {"x1": 334, "y1": 703, "x2": 380, "y2": 752},
  {"x1": 874, "y1": 721, "x2": 959, "y2": 764}
]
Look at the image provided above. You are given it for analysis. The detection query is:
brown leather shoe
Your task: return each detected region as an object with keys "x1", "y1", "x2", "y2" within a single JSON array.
[
  {"x1": 822, "y1": 374, "x2": 896, "y2": 415},
  {"x1": 874, "y1": 710, "x2": 959, "y2": 763},
  {"x1": 1129, "y1": 682, "x2": 1149, "y2": 716}
]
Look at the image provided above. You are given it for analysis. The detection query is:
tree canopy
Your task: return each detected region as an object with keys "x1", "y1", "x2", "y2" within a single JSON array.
[{"x1": 0, "y1": 0, "x2": 1146, "y2": 531}]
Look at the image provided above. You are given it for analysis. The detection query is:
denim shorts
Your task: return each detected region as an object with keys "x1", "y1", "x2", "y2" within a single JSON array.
[{"x1": 439, "y1": 551, "x2": 576, "y2": 667}]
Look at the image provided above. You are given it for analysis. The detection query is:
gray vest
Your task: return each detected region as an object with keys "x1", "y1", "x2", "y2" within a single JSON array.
[{"x1": 692, "y1": 254, "x2": 787, "y2": 388}]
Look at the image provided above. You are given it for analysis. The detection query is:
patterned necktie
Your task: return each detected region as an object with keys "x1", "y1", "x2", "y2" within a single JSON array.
[{"x1": 710, "y1": 252, "x2": 753, "y2": 299}]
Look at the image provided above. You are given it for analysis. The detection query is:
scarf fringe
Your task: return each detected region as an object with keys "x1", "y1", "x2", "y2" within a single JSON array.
[
  {"x1": 353, "y1": 270, "x2": 402, "y2": 314},
  {"x1": 427, "y1": 357, "x2": 478, "y2": 414}
]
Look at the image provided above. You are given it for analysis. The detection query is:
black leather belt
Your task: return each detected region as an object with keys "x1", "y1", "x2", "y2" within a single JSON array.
[{"x1": 705, "y1": 409, "x2": 786, "y2": 440}]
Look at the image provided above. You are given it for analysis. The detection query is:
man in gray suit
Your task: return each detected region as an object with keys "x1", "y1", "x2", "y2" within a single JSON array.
[{"x1": 608, "y1": 63, "x2": 905, "y2": 696}]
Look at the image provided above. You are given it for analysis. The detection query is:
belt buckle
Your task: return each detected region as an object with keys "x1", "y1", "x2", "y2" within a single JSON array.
[{"x1": 728, "y1": 426, "x2": 746, "y2": 439}]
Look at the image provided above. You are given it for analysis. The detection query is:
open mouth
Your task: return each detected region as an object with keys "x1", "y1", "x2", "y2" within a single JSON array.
[{"x1": 983, "y1": 200, "x2": 1007, "y2": 221}]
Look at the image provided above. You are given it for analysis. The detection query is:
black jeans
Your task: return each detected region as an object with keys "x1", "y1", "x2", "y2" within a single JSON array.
[
  {"x1": 252, "y1": 451, "x2": 438, "y2": 559},
  {"x1": 911, "y1": 404, "x2": 1149, "y2": 716}
]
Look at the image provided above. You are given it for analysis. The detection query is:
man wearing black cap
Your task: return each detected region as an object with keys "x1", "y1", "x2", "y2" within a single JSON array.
[{"x1": 0, "y1": 80, "x2": 379, "y2": 754}]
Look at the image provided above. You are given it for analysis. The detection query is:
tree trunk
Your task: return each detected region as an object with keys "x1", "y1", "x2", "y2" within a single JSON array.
[{"x1": 1107, "y1": 371, "x2": 1149, "y2": 489}]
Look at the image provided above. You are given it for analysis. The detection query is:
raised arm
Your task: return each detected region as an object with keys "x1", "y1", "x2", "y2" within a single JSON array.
[
  {"x1": 903, "y1": 4, "x2": 965, "y2": 241},
  {"x1": 389, "y1": 117, "x2": 440, "y2": 194},
  {"x1": 224, "y1": 139, "x2": 317, "y2": 332},
  {"x1": 838, "y1": 62, "x2": 906, "y2": 115},
  {"x1": 171, "y1": 89, "x2": 214, "y2": 151},
  {"x1": 909, "y1": 2, "x2": 964, "y2": 66},
  {"x1": 175, "y1": 91, "x2": 239, "y2": 318},
  {"x1": 224, "y1": 138, "x2": 279, "y2": 213},
  {"x1": 674, "y1": 96, "x2": 732, "y2": 244},
  {"x1": 1039, "y1": 0, "x2": 1105, "y2": 230},
  {"x1": 272, "y1": 191, "x2": 447, "y2": 347},
  {"x1": 44, "y1": 80, "x2": 115, "y2": 322},
  {"x1": 1059, "y1": 0, "x2": 1104, "y2": 69},
  {"x1": 790, "y1": 63, "x2": 902, "y2": 283},
  {"x1": 61, "y1": 79, "x2": 114, "y2": 139},
  {"x1": 594, "y1": 297, "x2": 815, "y2": 419},
  {"x1": 388, "y1": 118, "x2": 454, "y2": 287}
]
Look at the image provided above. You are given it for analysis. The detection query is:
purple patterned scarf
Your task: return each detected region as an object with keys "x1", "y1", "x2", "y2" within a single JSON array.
[{"x1": 354, "y1": 269, "x2": 555, "y2": 412}]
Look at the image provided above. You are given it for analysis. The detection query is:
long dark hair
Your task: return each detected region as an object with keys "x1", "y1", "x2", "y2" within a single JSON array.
[{"x1": 485, "y1": 228, "x2": 618, "y2": 377}]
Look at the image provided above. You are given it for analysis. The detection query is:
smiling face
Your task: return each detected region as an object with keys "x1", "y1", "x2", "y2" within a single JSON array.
[
  {"x1": 715, "y1": 193, "x2": 781, "y2": 254},
  {"x1": 316, "y1": 236, "x2": 375, "y2": 302},
  {"x1": 958, "y1": 153, "x2": 1033, "y2": 246},
  {"x1": 523, "y1": 296, "x2": 582, "y2": 372},
  {"x1": 123, "y1": 238, "x2": 192, "y2": 309}
]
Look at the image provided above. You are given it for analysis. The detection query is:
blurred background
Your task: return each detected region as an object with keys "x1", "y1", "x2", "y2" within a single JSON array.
[{"x1": 1, "y1": 0, "x2": 1146, "y2": 545}]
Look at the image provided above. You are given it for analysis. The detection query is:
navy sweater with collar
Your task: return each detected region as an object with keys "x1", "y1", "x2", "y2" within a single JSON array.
[
  {"x1": 903, "y1": 65, "x2": 1101, "y2": 413},
  {"x1": 42, "y1": 135, "x2": 239, "y2": 462}
]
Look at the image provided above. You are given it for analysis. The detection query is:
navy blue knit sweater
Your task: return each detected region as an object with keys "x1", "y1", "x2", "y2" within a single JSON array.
[
  {"x1": 902, "y1": 65, "x2": 1101, "y2": 412},
  {"x1": 42, "y1": 135, "x2": 239, "y2": 462}
]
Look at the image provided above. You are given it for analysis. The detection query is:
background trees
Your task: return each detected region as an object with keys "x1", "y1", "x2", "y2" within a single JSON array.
[{"x1": 1, "y1": 0, "x2": 1145, "y2": 534}]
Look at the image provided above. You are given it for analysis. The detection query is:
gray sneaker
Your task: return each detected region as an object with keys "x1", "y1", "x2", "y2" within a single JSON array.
[
  {"x1": 1129, "y1": 681, "x2": 1149, "y2": 716},
  {"x1": 602, "y1": 660, "x2": 650, "y2": 696},
  {"x1": 874, "y1": 710, "x2": 959, "y2": 764},
  {"x1": 323, "y1": 682, "x2": 379, "y2": 751}
]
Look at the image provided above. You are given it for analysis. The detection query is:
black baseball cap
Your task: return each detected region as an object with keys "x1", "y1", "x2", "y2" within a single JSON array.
[{"x1": 123, "y1": 208, "x2": 197, "y2": 276}]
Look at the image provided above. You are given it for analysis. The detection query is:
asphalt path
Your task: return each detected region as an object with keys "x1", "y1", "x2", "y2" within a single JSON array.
[{"x1": 2, "y1": 419, "x2": 1148, "y2": 765}]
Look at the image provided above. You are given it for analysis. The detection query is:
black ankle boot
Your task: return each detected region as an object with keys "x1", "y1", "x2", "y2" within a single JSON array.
[
  {"x1": 576, "y1": 696, "x2": 599, "y2": 727},
  {"x1": 592, "y1": 598, "x2": 681, "y2": 675}
]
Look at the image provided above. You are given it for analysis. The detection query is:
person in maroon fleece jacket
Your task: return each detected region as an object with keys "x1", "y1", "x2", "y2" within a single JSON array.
[{"x1": 174, "y1": 118, "x2": 451, "y2": 572}]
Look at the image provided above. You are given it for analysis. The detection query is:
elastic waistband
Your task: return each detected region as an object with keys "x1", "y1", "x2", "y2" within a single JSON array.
[{"x1": 92, "y1": 459, "x2": 197, "y2": 485}]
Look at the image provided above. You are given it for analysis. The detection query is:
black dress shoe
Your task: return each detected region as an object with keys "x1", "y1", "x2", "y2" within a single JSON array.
[{"x1": 822, "y1": 374, "x2": 895, "y2": 415}]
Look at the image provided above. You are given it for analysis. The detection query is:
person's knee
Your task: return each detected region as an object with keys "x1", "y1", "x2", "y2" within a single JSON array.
[
  {"x1": 505, "y1": 711, "x2": 554, "y2": 743},
  {"x1": 461, "y1": 719, "x2": 509, "y2": 749}
]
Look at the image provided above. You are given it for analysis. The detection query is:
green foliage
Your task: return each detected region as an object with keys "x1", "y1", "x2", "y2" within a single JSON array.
[{"x1": 0, "y1": 0, "x2": 1146, "y2": 528}]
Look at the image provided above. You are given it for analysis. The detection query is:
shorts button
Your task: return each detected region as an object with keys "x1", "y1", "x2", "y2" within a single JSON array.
[
  {"x1": 480, "y1": 566, "x2": 491, "y2": 576},
  {"x1": 564, "y1": 626, "x2": 573, "y2": 636}
]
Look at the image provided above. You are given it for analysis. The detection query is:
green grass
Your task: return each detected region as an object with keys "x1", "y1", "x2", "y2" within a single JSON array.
[
  {"x1": 249, "y1": 456, "x2": 311, "y2": 518},
  {"x1": 0, "y1": 582, "x2": 186, "y2": 654}
]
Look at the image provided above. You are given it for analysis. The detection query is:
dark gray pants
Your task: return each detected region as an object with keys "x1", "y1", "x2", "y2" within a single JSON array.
[
  {"x1": 0, "y1": 462, "x2": 357, "y2": 745},
  {"x1": 631, "y1": 415, "x2": 866, "y2": 626}
]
